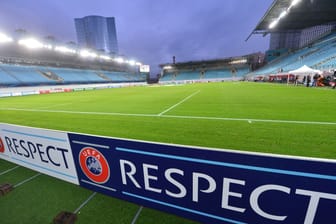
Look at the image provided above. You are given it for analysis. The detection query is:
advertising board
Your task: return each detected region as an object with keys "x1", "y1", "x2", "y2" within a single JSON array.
[{"x1": 1, "y1": 123, "x2": 335, "y2": 224}]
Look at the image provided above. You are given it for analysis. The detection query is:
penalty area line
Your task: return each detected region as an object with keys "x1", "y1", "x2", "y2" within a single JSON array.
[{"x1": 158, "y1": 90, "x2": 201, "y2": 116}]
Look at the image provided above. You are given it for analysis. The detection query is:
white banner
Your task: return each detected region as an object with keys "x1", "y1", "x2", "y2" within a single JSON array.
[
  {"x1": 140, "y1": 64, "x2": 150, "y2": 73},
  {"x1": 0, "y1": 123, "x2": 78, "y2": 184}
]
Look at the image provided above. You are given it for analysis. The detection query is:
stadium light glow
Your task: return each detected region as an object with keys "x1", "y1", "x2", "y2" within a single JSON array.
[
  {"x1": 55, "y1": 46, "x2": 76, "y2": 54},
  {"x1": 229, "y1": 59, "x2": 248, "y2": 65},
  {"x1": 290, "y1": 0, "x2": 301, "y2": 7},
  {"x1": 163, "y1": 65, "x2": 173, "y2": 70},
  {"x1": 80, "y1": 49, "x2": 98, "y2": 58},
  {"x1": 99, "y1": 55, "x2": 111, "y2": 60},
  {"x1": 18, "y1": 38, "x2": 52, "y2": 50},
  {"x1": 0, "y1": 33, "x2": 13, "y2": 43},
  {"x1": 269, "y1": 0, "x2": 302, "y2": 30},
  {"x1": 44, "y1": 44, "x2": 53, "y2": 50},
  {"x1": 279, "y1": 10, "x2": 288, "y2": 19},
  {"x1": 115, "y1": 57, "x2": 125, "y2": 63},
  {"x1": 128, "y1": 60, "x2": 136, "y2": 66},
  {"x1": 0, "y1": 29, "x2": 146, "y2": 67},
  {"x1": 269, "y1": 20, "x2": 278, "y2": 29}
]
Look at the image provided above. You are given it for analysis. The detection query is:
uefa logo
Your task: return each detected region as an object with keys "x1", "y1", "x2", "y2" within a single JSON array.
[
  {"x1": 0, "y1": 137, "x2": 4, "y2": 153},
  {"x1": 79, "y1": 147, "x2": 110, "y2": 184}
]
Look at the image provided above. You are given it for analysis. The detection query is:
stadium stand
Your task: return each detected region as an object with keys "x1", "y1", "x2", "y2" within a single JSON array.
[
  {"x1": 245, "y1": 0, "x2": 336, "y2": 85},
  {"x1": 0, "y1": 66, "x2": 20, "y2": 86},
  {"x1": 0, "y1": 38, "x2": 147, "y2": 87},
  {"x1": 159, "y1": 72, "x2": 175, "y2": 82},
  {"x1": 160, "y1": 67, "x2": 250, "y2": 83},
  {"x1": 43, "y1": 67, "x2": 105, "y2": 84},
  {"x1": 159, "y1": 53, "x2": 262, "y2": 83},
  {"x1": 0, "y1": 63, "x2": 146, "y2": 86},
  {"x1": 0, "y1": 64, "x2": 54, "y2": 85},
  {"x1": 248, "y1": 32, "x2": 336, "y2": 77},
  {"x1": 175, "y1": 70, "x2": 201, "y2": 81}
]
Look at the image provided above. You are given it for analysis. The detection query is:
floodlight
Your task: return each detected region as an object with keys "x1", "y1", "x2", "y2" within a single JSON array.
[
  {"x1": 128, "y1": 60, "x2": 136, "y2": 66},
  {"x1": 0, "y1": 33, "x2": 13, "y2": 43},
  {"x1": 80, "y1": 49, "x2": 97, "y2": 58},
  {"x1": 44, "y1": 44, "x2": 53, "y2": 50},
  {"x1": 99, "y1": 55, "x2": 111, "y2": 60},
  {"x1": 290, "y1": 0, "x2": 301, "y2": 7},
  {"x1": 115, "y1": 57, "x2": 124, "y2": 63},
  {"x1": 135, "y1": 62, "x2": 142, "y2": 66},
  {"x1": 55, "y1": 46, "x2": 76, "y2": 54},
  {"x1": 279, "y1": 10, "x2": 287, "y2": 19},
  {"x1": 163, "y1": 65, "x2": 173, "y2": 70},
  {"x1": 80, "y1": 50, "x2": 90, "y2": 57},
  {"x1": 229, "y1": 59, "x2": 248, "y2": 65},
  {"x1": 269, "y1": 20, "x2": 278, "y2": 29},
  {"x1": 18, "y1": 38, "x2": 44, "y2": 49}
]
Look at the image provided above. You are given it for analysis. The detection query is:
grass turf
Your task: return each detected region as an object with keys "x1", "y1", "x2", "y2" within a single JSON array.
[{"x1": 0, "y1": 82, "x2": 335, "y2": 223}]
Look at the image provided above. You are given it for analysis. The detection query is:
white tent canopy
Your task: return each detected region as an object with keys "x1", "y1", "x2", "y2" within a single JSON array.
[{"x1": 288, "y1": 65, "x2": 322, "y2": 75}]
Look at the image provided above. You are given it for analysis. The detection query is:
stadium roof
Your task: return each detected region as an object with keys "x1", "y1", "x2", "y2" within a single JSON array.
[{"x1": 247, "y1": 0, "x2": 336, "y2": 39}]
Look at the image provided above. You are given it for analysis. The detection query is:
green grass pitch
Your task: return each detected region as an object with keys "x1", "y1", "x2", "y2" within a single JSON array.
[{"x1": 0, "y1": 82, "x2": 335, "y2": 223}]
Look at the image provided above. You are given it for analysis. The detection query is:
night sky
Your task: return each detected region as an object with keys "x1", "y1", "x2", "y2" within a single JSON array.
[{"x1": 1, "y1": 0, "x2": 273, "y2": 74}]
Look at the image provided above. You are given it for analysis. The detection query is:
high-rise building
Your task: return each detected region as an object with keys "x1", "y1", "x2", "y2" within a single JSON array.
[{"x1": 74, "y1": 15, "x2": 119, "y2": 54}]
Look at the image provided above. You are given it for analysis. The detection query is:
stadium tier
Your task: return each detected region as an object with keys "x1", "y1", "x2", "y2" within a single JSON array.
[
  {"x1": 249, "y1": 32, "x2": 336, "y2": 77},
  {"x1": 159, "y1": 54, "x2": 260, "y2": 83},
  {"x1": 159, "y1": 28, "x2": 336, "y2": 83},
  {"x1": 0, "y1": 63, "x2": 146, "y2": 87},
  {"x1": 160, "y1": 67, "x2": 251, "y2": 82},
  {"x1": 0, "y1": 37, "x2": 147, "y2": 87}
]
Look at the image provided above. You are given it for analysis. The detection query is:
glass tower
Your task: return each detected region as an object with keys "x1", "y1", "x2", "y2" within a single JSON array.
[{"x1": 74, "y1": 15, "x2": 119, "y2": 54}]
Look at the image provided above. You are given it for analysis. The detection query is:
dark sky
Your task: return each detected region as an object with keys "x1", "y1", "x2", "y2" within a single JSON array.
[{"x1": 0, "y1": 0, "x2": 273, "y2": 74}]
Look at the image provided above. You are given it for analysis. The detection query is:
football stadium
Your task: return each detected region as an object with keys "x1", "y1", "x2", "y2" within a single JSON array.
[{"x1": 0, "y1": 1, "x2": 336, "y2": 224}]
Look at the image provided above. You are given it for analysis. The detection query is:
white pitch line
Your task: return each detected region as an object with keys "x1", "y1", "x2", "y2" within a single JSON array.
[
  {"x1": 0, "y1": 107, "x2": 154, "y2": 118},
  {"x1": 131, "y1": 206, "x2": 143, "y2": 224},
  {"x1": 14, "y1": 173, "x2": 41, "y2": 188},
  {"x1": 0, "y1": 166, "x2": 19, "y2": 176},
  {"x1": 1, "y1": 107, "x2": 336, "y2": 126},
  {"x1": 162, "y1": 114, "x2": 336, "y2": 126},
  {"x1": 74, "y1": 192, "x2": 97, "y2": 214},
  {"x1": 158, "y1": 90, "x2": 201, "y2": 116}
]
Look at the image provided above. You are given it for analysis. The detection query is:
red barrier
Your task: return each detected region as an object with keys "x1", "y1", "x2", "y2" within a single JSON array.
[{"x1": 39, "y1": 90, "x2": 50, "y2": 94}]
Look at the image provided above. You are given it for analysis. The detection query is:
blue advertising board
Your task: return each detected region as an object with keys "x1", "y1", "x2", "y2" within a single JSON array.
[
  {"x1": 1, "y1": 123, "x2": 336, "y2": 224},
  {"x1": 67, "y1": 133, "x2": 336, "y2": 224}
]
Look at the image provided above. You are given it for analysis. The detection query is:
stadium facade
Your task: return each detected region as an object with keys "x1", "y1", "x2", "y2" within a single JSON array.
[
  {"x1": 74, "y1": 15, "x2": 119, "y2": 55},
  {"x1": 250, "y1": 0, "x2": 336, "y2": 63},
  {"x1": 269, "y1": 23, "x2": 336, "y2": 50}
]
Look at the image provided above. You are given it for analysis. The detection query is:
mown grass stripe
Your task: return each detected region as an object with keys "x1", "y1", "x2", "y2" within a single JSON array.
[{"x1": 1, "y1": 107, "x2": 335, "y2": 126}]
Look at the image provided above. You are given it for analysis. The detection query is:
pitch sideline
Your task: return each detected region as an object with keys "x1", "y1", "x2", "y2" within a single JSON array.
[{"x1": 1, "y1": 107, "x2": 335, "y2": 126}]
